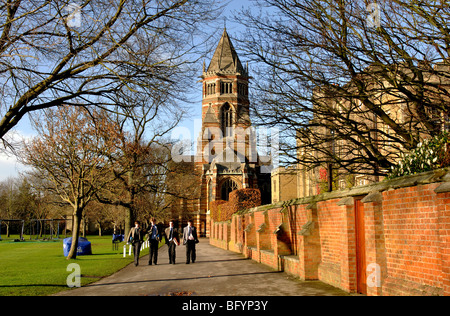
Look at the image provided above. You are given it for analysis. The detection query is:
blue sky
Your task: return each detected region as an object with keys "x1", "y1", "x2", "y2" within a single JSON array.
[
  {"x1": 0, "y1": 0, "x2": 254, "y2": 181},
  {"x1": 174, "y1": 0, "x2": 254, "y2": 151}
]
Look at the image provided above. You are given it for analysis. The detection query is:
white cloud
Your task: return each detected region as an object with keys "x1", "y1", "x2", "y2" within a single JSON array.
[
  {"x1": 0, "y1": 152, "x2": 29, "y2": 181},
  {"x1": 0, "y1": 128, "x2": 34, "y2": 181}
]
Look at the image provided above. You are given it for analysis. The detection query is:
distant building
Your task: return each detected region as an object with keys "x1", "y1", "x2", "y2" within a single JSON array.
[
  {"x1": 271, "y1": 167, "x2": 298, "y2": 203},
  {"x1": 283, "y1": 61, "x2": 450, "y2": 201}
]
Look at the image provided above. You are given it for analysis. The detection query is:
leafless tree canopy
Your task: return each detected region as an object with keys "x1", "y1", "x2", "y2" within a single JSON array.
[
  {"x1": 0, "y1": 0, "x2": 222, "y2": 146},
  {"x1": 236, "y1": 0, "x2": 450, "y2": 176}
]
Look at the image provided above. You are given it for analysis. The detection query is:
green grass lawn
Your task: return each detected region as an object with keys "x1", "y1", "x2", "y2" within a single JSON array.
[{"x1": 0, "y1": 235, "x2": 160, "y2": 296}]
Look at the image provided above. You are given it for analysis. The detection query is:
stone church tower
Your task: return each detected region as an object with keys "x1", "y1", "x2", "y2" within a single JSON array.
[{"x1": 196, "y1": 29, "x2": 271, "y2": 236}]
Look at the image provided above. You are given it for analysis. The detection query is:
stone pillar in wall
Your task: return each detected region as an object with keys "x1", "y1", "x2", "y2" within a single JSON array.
[
  {"x1": 361, "y1": 191, "x2": 386, "y2": 296},
  {"x1": 243, "y1": 213, "x2": 256, "y2": 258},
  {"x1": 298, "y1": 202, "x2": 322, "y2": 280},
  {"x1": 337, "y1": 196, "x2": 357, "y2": 293}
]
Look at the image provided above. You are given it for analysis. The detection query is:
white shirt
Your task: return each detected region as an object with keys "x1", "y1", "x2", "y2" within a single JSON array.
[{"x1": 188, "y1": 226, "x2": 194, "y2": 240}]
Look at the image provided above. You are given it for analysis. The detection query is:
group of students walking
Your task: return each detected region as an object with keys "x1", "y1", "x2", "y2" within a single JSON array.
[{"x1": 126, "y1": 218, "x2": 199, "y2": 266}]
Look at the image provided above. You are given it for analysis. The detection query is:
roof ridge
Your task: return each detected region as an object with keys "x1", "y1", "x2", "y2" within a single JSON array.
[{"x1": 206, "y1": 28, "x2": 246, "y2": 75}]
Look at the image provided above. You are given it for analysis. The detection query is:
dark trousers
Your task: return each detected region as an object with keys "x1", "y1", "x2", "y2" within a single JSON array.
[
  {"x1": 186, "y1": 240, "x2": 196, "y2": 263},
  {"x1": 168, "y1": 241, "x2": 176, "y2": 264},
  {"x1": 149, "y1": 239, "x2": 159, "y2": 264},
  {"x1": 133, "y1": 242, "x2": 141, "y2": 266}
]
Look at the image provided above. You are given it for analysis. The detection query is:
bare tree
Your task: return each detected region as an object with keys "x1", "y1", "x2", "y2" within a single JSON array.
[
  {"x1": 235, "y1": 0, "x2": 450, "y2": 180},
  {"x1": 19, "y1": 106, "x2": 122, "y2": 259},
  {"x1": 95, "y1": 89, "x2": 200, "y2": 237},
  {"x1": 0, "y1": 0, "x2": 224, "y2": 149},
  {"x1": 0, "y1": 176, "x2": 34, "y2": 236},
  {"x1": 84, "y1": 200, "x2": 110, "y2": 236}
]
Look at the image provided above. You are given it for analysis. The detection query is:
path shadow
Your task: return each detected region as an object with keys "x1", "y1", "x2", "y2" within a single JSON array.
[
  {"x1": 83, "y1": 270, "x2": 281, "y2": 288},
  {"x1": 194, "y1": 258, "x2": 250, "y2": 263}
]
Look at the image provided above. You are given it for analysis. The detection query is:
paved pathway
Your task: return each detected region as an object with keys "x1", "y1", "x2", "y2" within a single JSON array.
[{"x1": 55, "y1": 238, "x2": 349, "y2": 296}]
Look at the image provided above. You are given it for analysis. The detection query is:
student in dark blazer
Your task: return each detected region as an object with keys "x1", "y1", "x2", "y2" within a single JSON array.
[
  {"x1": 126, "y1": 221, "x2": 143, "y2": 266},
  {"x1": 164, "y1": 220, "x2": 179, "y2": 264},
  {"x1": 183, "y1": 220, "x2": 199, "y2": 264},
  {"x1": 147, "y1": 218, "x2": 160, "y2": 265}
]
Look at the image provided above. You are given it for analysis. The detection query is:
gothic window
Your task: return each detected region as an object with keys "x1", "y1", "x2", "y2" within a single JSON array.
[
  {"x1": 238, "y1": 83, "x2": 248, "y2": 96},
  {"x1": 220, "y1": 81, "x2": 232, "y2": 94},
  {"x1": 221, "y1": 178, "x2": 238, "y2": 201},
  {"x1": 221, "y1": 103, "x2": 233, "y2": 137},
  {"x1": 206, "y1": 83, "x2": 216, "y2": 95}
]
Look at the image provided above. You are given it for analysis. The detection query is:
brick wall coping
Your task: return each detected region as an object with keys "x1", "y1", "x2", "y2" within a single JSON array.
[{"x1": 230, "y1": 167, "x2": 450, "y2": 219}]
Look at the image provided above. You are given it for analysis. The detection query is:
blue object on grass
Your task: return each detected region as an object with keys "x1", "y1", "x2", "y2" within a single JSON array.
[{"x1": 63, "y1": 237, "x2": 92, "y2": 256}]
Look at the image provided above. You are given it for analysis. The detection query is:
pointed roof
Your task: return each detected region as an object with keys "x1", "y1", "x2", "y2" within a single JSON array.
[
  {"x1": 206, "y1": 29, "x2": 246, "y2": 76},
  {"x1": 203, "y1": 104, "x2": 219, "y2": 124}
]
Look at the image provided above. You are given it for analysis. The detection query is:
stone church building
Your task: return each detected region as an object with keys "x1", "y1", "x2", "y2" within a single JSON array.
[{"x1": 192, "y1": 29, "x2": 271, "y2": 236}]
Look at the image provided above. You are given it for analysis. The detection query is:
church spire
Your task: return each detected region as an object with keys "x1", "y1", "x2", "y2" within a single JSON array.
[{"x1": 206, "y1": 28, "x2": 246, "y2": 76}]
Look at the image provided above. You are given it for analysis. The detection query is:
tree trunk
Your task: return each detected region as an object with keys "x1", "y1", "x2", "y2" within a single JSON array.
[
  {"x1": 124, "y1": 171, "x2": 136, "y2": 240},
  {"x1": 124, "y1": 206, "x2": 134, "y2": 243},
  {"x1": 82, "y1": 216, "x2": 86, "y2": 238},
  {"x1": 66, "y1": 208, "x2": 83, "y2": 260}
]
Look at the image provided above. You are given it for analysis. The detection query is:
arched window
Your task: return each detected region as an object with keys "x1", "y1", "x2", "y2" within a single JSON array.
[
  {"x1": 221, "y1": 179, "x2": 238, "y2": 201},
  {"x1": 221, "y1": 81, "x2": 232, "y2": 94},
  {"x1": 206, "y1": 83, "x2": 216, "y2": 95},
  {"x1": 238, "y1": 83, "x2": 248, "y2": 96},
  {"x1": 221, "y1": 103, "x2": 233, "y2": 137}
]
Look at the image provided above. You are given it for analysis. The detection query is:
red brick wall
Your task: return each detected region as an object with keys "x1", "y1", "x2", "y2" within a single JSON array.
[
  {"x1": 284, "y1": 204, "x2": 307, "y2": 256},
  {"x1": 382, "y1": 184, "x2": 444, "y2": 296},
  {"x1": 209, "y1": 170, "x2": 450, "y2": 296},
  {"x1": 437, "y1": 191, "x2": 450, "y2": 296},
  {"x1": 316, "y1": 199, "x2": 346, "y2": 289},
  {"x1": 254, "y1": 210, "x2": 271, "y2": 251}
]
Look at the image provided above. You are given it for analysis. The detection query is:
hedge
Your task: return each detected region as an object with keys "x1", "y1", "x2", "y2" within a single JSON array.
[
  {"x1": 210, "y1": 188, "x2": 261, "y2": 222},
  {"x1": 210, "y1": 200, "x2": 227, "y2": 222},
  {"x1": 388, "y1": 132, "x2": 450, "y2": 179}
]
